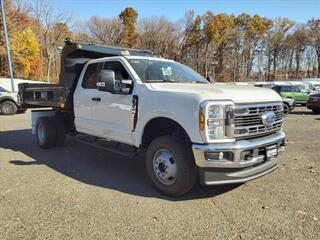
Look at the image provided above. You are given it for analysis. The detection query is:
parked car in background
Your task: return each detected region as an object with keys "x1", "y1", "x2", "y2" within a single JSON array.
[
  {"x1": 255, "y1": 83, "x2": 295, "y2": 115},
  {"x1": 303, "y1": 81, "x2": 320, "y2": 93},
  {"x1": 0, "y1": 86, "x2": 26, "y2": 115},
  {"x1": 282, "y1": 97, "x2": 295, "y2": 115},
  {"x1": 307, "y1": 93, "x2": 320, "y2": 114},
  {"x1": 272, "y1": 85, "x2": 310, "y2": 106}
]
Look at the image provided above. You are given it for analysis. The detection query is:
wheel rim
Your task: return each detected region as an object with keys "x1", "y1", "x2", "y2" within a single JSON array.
[
  {"x1": 38, "y1": 124, "x2": 45, "y2": 144},
  {"x1": 153, "y1": 149, "x2": 177, "y2": 185},
  {"x1": 2, "y1": 102, "x2": 14, "y2": 114}
]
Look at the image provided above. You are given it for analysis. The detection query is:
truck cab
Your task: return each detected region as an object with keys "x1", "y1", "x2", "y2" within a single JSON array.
[{"x1": 19, "y1": 40, "x2": 286, "y2": 196}]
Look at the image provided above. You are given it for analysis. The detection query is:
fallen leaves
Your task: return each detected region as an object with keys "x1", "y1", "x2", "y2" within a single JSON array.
[
  {"x1": 296, "y1": 210, "x2": 306, "y2": 216},
  {"x1": 209, "y1": 199, "x2": 216, "y2": 207},
  {"x1": 308, "y1": 166, "x2": 316, "y2": 173},
  {"x1": 152, "y1": 213, "x2": 160, "y2": 221}
]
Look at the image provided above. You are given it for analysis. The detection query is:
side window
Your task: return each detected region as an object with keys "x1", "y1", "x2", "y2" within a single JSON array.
[
  {"x1": 281, "y1": 86, "x2": 291, "y2": 92},
  {"x1": 103, "y1": 61, "x2": 132, "y2": 81},
  {"x1": 292, "y1": 86, "x2": 300, "y2": 92},
  {"x1": 82, "y1": 63, "x2": 103, "y2": 89}
]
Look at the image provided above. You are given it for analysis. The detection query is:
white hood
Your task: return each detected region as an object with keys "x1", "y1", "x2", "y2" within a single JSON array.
[{"x1": 149, "y1": 83, "x2": 282, "y2": 104}]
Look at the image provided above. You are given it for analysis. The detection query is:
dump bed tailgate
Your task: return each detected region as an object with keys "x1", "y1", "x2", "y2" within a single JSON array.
[{"x1": 18, "y1": 83, "x2": 70, "y2": 109}]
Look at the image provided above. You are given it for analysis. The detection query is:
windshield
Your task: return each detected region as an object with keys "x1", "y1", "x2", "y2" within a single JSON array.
[{"x1": 127, "y1": 59, "x2": 208, "y2": 83}]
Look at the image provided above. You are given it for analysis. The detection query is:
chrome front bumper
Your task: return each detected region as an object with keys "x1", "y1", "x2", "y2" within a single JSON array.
[{"x1": 192, "y1": 132, "x2": 286, "y2": 185}]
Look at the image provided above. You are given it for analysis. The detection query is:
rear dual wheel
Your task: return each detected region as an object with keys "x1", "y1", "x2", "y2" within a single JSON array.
[{"x1": 36, "y1": 116, "x2": 67, "y2": 149}]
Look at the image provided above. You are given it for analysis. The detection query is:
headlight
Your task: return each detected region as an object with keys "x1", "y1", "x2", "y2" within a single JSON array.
[{"x1": 199, "y1": 101, "x2": 234, "y2": 142}]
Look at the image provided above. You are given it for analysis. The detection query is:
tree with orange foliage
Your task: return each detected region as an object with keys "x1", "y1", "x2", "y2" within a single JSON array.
[{"x1": 119, "y1": 7, "x2": 138, "y2": 48}]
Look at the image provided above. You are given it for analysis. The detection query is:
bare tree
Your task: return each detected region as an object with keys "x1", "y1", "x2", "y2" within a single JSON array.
[
  {"x1": 265, "y1": 18, "x2": 294, "y2": 80},
  {"x1": 292, "y1": 25, "x2": 309, "y2": 78},
  {"x1": 308, "y1": 19, "x2": 320, "y2": 77},
  {"x1": 86, "y1": 16, "x2": 121, "y2": 45},
  {"x1": 137, "y1": 17, "x2": 182, "y2": 59},
  {"x1": 30, "y1": 0, "x2": 72, "y2": 81}
]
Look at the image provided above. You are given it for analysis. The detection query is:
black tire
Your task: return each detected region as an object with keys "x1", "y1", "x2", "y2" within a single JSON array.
[
  {"x1": 53, "y1": 116, "x2": 67, "y2": 146},
  {"x1": 312, "y1": 109, "x2": 320, "y2": 114},
  {"x1": 283, "y1": 103, "x2": 290, "y2": 116},
  {"x1": 0, "y1": 101, "x2": 17, "y2": 115},
  {"x1": 36, "y1": 117, "x2": 56, "y2": 149},
  {"x1": 146, "y1": 135, "x2": 197, "y2": 197},
  {"x1": 17, "y1": 109, "x2": 27, "y2": 114}
]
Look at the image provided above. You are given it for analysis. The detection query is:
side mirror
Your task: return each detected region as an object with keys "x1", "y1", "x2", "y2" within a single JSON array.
[
  {"x1": 96, "y1": 70, "x2": 133, "y2": 94},
  {"x1": 97, "y1": 70, "x2": 117, "y2": 93}
]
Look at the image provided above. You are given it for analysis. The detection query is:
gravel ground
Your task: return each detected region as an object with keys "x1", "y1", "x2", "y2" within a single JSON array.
[{"x1": 0, "y1": 107, "x2": 319, "y2": 240}]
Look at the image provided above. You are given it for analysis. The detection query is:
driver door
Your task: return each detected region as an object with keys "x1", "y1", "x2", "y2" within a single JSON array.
[{"x1": 90, "y1": 60, "x2": 134, "y2": 145}]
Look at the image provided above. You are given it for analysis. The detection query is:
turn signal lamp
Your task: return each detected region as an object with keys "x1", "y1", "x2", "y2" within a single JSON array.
[
  {"x1": 199, "y1": 111, "x2": 205, "y2": 130},
  {"x1": 60, "y1": 102, "x2": 65, "y2": 109}
]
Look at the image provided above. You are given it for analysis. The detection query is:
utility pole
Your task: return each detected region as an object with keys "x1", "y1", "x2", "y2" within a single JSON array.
[
  {"x1": 0, "y1": 0, "x2": 15, "y2": 92},
  {"x1": 257, "y1": 47, "x2": 262, "y2": 82}
]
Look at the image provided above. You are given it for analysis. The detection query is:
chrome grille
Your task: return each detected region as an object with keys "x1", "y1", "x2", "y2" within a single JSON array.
[{"x1": 232, "y1": 103, "x2": 284, "y2": 139}]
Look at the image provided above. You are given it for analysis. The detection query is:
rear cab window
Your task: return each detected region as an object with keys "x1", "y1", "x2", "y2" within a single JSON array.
[{"x1": 82, "y1": 63, "x2": 103, "y2": 89}]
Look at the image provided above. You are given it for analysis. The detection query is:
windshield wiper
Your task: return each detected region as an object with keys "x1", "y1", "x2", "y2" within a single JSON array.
[
  {"x1": 146, "y1": 79, "x2": 207, "y2": 83},
  {"x1": 146, "y1": 79, "x2": 177, "y2": 83}
]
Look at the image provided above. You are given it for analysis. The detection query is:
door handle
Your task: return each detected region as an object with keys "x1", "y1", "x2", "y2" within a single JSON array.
[{"x1": 91, "y1": 97, "x2": 101, "y2": 102}]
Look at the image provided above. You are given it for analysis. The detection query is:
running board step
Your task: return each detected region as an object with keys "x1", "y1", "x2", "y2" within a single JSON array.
[{"x1": 76, "y1": 136, "x2": 137, "y2": 158}]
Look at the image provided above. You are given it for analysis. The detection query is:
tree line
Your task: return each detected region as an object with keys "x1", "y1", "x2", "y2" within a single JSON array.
[{"x1": 1, "y1": 0, "x2": 319, "y2": 83}]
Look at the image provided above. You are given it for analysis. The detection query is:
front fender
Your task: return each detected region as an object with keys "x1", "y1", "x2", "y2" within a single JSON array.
[
  {"x1": 0, "y1": 96, "x2": 17, "y2": 104},
  {"x1": 132, "y1": 97, "x2": 204, "y2": 147}
]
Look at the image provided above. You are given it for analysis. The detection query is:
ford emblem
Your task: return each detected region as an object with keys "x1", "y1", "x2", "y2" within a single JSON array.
[{"x1": 261, "y1": 112, "x2": 276, "y2": 126}]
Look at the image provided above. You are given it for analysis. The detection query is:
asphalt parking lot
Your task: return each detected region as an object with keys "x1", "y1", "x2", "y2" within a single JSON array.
[{"x1": 0, "y1": 107, "x2": 319, "y2": 240}]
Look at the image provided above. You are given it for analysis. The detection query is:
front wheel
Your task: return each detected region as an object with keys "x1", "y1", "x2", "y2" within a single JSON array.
[
  {"x1": 0, "y1": 101, "x2": 17, "y2": 115},
  {"x1": 145, "y1": 135, "x2": 197, "y2": 197}
]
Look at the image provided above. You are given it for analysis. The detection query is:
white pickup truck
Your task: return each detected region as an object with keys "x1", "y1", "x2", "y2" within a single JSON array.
[
  {"x1": 0, "y1": 86, "x2": 26, "y2": 115},
  {"x1": 19, "y1": 39, "x2": 286, "y2": 196}
]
